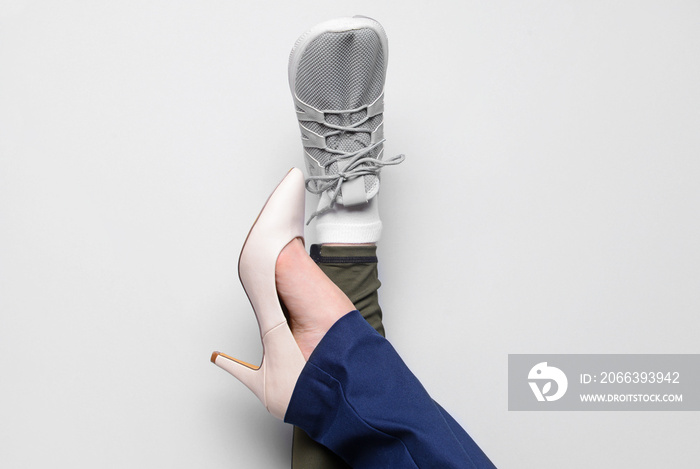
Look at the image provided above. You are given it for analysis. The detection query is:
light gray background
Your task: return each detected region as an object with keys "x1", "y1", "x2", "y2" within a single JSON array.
[{"x1": 1, "y1": 1, "x2": 699, "y2": 468}]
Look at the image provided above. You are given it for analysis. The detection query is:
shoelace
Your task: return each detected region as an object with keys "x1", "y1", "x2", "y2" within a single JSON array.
[{"x1": 304, "y1": 115, "x2": 405, "y2": 223}]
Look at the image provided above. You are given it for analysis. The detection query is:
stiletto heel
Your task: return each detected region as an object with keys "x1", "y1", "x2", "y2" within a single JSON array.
[{"x1": 211, "y1": 168, "x2": 307, "y2": 420}]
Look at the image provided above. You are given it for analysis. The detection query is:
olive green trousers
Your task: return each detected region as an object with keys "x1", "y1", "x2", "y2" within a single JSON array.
[{"x1": 291, "y1": 244, "x2": 385, "y2": 469}]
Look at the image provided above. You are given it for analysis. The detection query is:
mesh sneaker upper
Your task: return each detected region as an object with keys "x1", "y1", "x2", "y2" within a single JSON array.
[
  {"x1": 290, "y1": 23, "x2": 388, "y2": 203},
  {"x1": 295, "y1": 29, "x2": 385, "y2": 111}
]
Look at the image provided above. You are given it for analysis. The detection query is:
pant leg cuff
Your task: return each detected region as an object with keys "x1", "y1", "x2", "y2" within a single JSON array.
[{"x1": 310, "y1": 244, "x2": 378, "y2": 264}]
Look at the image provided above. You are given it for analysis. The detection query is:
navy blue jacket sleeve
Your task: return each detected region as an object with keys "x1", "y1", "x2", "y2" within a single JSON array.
[{"x1": 284, "y1": 310, "x2": 496, "y2": 469}]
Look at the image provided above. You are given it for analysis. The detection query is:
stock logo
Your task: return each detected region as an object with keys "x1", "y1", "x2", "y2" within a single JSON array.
[{"x1": 528, "y1": 362, "x2": 568, "y2": 402}]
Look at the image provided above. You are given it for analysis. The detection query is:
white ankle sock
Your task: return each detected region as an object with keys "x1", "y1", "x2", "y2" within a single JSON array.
[{"x1": 315, "y1": 197, "x2": 382, "y2": 244}]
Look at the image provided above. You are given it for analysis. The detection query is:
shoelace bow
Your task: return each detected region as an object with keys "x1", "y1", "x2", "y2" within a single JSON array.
[{"x1": 305, "y1": 113, "x2": 405, "y2": 224}]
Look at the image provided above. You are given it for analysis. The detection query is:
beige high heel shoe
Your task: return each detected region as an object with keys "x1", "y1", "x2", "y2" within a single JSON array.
[{"x1": 211, "y1": 168, "x2": 307, "y2": 420}]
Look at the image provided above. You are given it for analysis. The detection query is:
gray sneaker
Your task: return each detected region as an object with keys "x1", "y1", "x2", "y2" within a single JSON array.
[{"x1": 288, "y1": 16, "x2": 404, "y2": 223}]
